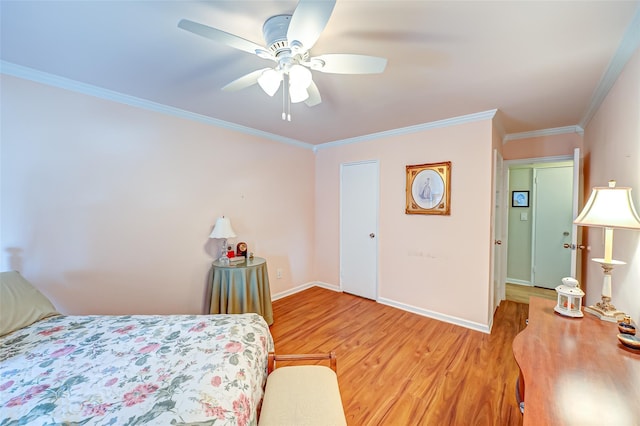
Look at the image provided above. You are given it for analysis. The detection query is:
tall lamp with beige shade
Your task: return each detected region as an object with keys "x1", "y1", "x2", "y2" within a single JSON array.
[{"x1": 573, "y1": 181, "x2": 640, "y2": 322}]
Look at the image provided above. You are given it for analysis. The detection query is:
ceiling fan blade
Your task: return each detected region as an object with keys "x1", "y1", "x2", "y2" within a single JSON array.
[
  {"x1": 310, "y1": 54, "x2": 387, "y2": 74},
  {"x1": 178, "y1": 19, "x2": 269, "y2": 57},
  {"x1": 222, "y1": 68, "x2": 271, "y2": 92},
  {"x1": 305, "y1": 81, "x2": 322, "y2": 106},
  {"x1": 287, "y1": 0, "x2": 336, "y2": 51}
]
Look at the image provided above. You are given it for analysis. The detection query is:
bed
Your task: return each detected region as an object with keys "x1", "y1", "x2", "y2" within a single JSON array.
[{"x1": 0, "y1": 271, "x2": 274, "y2": 425}]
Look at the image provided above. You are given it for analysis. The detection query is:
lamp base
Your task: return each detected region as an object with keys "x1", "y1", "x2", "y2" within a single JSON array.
[
  {"x1": 218, "y1": 238, "x2": 230, "y2": 265},
  {"x1": 584, "y1": 297, "x2": 625, "y2": 323}
]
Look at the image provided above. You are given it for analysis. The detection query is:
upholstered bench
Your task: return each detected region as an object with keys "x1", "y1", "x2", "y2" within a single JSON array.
[{"x1": 258, "y1": 352, "x2": 347, "y2": 426}]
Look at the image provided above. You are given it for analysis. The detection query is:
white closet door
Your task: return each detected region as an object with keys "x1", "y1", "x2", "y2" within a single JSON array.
[{"x1": 340, "y1": 161, "x2": 378, "y2": 300}]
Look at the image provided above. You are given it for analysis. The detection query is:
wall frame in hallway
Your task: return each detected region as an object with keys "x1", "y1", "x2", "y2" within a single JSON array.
[{"x1": 512, "y1": 190, "x2": 529, "y2": 207}]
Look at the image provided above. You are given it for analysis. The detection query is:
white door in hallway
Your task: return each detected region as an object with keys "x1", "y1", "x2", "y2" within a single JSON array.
[
  {"x1": 532, "y1": 166, "x2": 574, "y2": 289},
  {"x1": 340, "y1": 161, "x2": 378, "y2": 300}
]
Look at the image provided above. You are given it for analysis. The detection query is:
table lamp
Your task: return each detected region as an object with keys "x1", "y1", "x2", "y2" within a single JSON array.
[
  {"x1": 209, "y1": 216, "x2": 236, "y2": 265},
  {"x1": 573, "y1": 181, "x2": 640, "y2": 322}
]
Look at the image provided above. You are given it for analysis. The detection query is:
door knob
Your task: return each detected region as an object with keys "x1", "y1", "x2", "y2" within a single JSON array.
[
  {"x1": 495, "y1": 240, "x2": 502, "y2": 245},
  {"x1": 369, "y1": 233, "x2": 375, "y2": 238},
  {"x1": 563, "y1": 244, "x2": 586, "y2": 250}
]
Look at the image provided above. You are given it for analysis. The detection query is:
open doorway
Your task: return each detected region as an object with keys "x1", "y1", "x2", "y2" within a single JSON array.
[{"x1": 504, "y1": 151, "x2": 580, "y2": 300}]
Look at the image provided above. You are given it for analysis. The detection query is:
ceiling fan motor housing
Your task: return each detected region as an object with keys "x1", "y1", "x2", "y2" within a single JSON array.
[{"x1": 263, "y1": 15, "x2": 292, "y2": 56}]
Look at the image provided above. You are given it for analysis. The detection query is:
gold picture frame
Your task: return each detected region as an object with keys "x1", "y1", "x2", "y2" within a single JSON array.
[{"x1": 406, "y1": 161, "x2": 451, "y2": 215}]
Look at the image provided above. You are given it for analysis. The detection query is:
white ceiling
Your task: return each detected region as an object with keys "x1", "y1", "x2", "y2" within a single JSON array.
[{"x1": 2, "y1": 1, "x2": 639, "y2": 145}]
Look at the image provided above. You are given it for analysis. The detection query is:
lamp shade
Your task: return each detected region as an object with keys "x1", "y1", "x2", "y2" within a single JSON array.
[
  {"x1": 574, "y1": 181, "x2": 640, "y2": 230},
  {"x1": 209, "y1": 217, "x2": 237, "y2": 239}
]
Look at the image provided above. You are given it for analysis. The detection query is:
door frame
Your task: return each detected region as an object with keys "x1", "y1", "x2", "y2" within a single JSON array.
[
  {"x1": 501, "y1": 152, "x2": 580, "y2": 289},
  {"x1": 491, "y1": 149, "x2": 507, "y2": 315}
]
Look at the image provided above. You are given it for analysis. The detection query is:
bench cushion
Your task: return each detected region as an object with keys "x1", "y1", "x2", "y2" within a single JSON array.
[{"x1": 259, "y1": 365, "x2": 347, "y2": 426}]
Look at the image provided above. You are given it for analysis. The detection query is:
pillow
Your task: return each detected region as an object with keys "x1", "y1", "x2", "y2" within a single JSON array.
[{"x1": 0, "y1": 271, "x2": 60, "y2": 336}]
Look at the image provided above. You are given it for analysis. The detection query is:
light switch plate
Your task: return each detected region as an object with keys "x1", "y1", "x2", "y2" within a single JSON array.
[{"x1": 520, "y1": 212, "x2": 528, "y2": 221}]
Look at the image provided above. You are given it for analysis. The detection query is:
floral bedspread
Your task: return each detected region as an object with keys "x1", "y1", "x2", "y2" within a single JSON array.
[{"x1": 0, "y1": 313, "x2": 273, "y2": 425}]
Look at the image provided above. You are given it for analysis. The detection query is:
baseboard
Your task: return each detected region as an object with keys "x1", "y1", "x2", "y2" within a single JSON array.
[
  {"x1": 313, "y1": 281, "x2": 343, "y2": 292},
  {"x1": 271, "y1": 281, "x2": 342, "y2": 301},
  {"x1": 377, "y1": 297, "x2": 491, "y2": 334},
  {"x1": 506, "y1": 278, "x2": 532, "y2": 286}
]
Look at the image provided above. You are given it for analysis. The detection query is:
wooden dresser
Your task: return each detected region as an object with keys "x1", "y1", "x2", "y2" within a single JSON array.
[{"x1": 512, "y1": 297, "x2": 640, "y2": 425}]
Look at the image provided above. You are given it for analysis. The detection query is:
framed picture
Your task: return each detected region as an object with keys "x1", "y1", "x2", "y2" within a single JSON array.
[
  {"x1": 406, "y1": 161, "x2": 451, "y2": 215},
  {"x1": 512, "y1": 190, "x2": 529, "y2": 207}
]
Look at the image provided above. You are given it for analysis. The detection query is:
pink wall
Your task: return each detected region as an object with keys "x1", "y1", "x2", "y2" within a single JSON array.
[
  {"x1": 582, "y1": 47, "x2": 640, "y2": 321},
  {"x1": 315, "y1": 119, "x2": 495, "y2": 328},
  {"x1": 1, "y1": 75, "x2": 316, "y2": 314},
  {"x1": 502, "y1": 132, "x2": 582, "y2": 160},
  {"x1": 4, "y1": 46, "x2": 636, "y2": 328},
  {"x1": 0, "y1": 75, "x2": 496, "y2": 329}
]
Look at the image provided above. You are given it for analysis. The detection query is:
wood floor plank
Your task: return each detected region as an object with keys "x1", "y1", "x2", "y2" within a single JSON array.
[{"x1": 269, "y1": 287, "x2": 528, "y2": 425}]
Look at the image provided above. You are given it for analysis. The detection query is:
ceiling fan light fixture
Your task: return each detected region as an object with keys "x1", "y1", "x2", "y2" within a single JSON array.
[
  {"x1": 288, "y1": 64, "x2": 312, "y2": 89},
  {"x1": 179, "y1": 0, "x2": 387, "y2": 116},
  {"x1": 289, "y1": 85, "x2": 309, "y2": 103},
  {"x1": 257, "y1": 69, "x2": 282, "y2": 96}
]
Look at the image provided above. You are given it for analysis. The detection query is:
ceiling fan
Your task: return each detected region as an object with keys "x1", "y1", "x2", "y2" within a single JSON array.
[{"x1": 178, "y1": 0, "x2": 387, "y2": 120}]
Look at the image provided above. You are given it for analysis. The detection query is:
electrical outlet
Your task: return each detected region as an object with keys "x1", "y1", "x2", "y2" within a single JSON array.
[{"x1": 276, "y1": 268, "x2": 283, "y2": 279}]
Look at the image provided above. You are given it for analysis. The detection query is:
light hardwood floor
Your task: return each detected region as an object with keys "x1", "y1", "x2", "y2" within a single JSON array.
[
  {"x1": 505, "y1": 283, "x2": 556, "y2": 304},
  {"x1": 269, "y1": 287, "x2": 528, "y2": 425}
]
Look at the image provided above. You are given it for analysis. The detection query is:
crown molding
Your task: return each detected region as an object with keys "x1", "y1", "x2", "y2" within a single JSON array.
[
  {"x1": 9, "y1": 9, "x2": 639, "y2": 154},
  {"x1": 313, "y1": 109, "x2": 498, "y2": 152},
  {"x1": 0, "y1": 61, "x2": 313, "y2": 151},
  {"x1": 579, "y1": 5, "x2": 640, "y2": 129},
  {"x1": 2, "y1": 60, "x2": 496, "y2": 153},
  {"x1": 504, "y1": 154, "x2": 573, "y2": 167},
  {"x1": 503, "y1": 125, "x2": 584, "y2": 143}
]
